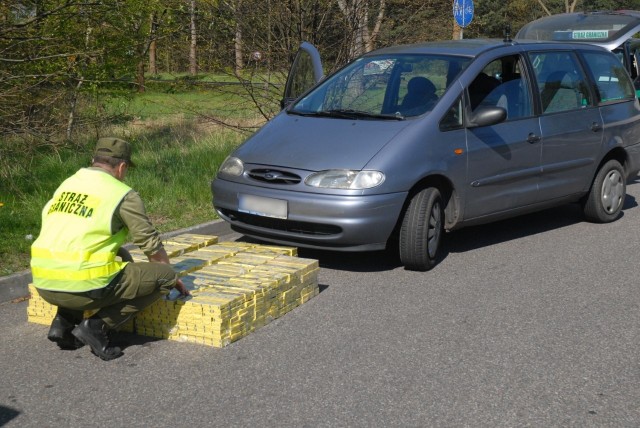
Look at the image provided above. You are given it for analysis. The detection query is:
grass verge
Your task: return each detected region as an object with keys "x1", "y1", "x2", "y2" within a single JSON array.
[{"x1": 0, "y1": 106, "x2": 249, "y2": 276}]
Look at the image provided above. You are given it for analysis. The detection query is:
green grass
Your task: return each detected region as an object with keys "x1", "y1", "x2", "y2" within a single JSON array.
[
  {"x1": 1, "y1": 150, "x2": 88, "y2": 276},
  {"x1": 0, "y1": 89, "x2": 252, "y2": 276},
  {"x1": 124, "y1": 128, "x2": 243, "y2": 231},
  {"x1": 104, "y1": 88, "x2": 260, "y2": 119}
]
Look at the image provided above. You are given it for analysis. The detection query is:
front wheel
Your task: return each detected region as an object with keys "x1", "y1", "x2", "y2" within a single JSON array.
[
  {"x1": 583, "y1": 159, "x2": 625, "y2": 223},
  {"x1": 399, "y1": 187, "x2": 443, "y2": 271}
]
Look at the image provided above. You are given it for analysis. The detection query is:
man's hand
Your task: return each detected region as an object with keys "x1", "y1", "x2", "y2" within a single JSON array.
[
  {"x1": 174, "y1": 278, "x2": 190, "y2": 296},
  {"x1": 148, "y1": 248, "x2": 171, "y2": 264},
  {"x1": 117, "y1": 247, "x2": 134, "y2": 262},
  {"x1": 148, "y1": 248, "x2": 189, "y2": 295}
]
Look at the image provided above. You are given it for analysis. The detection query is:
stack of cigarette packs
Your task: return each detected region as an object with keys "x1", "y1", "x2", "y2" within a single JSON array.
[{"x1": 27, "y1": 234, "x2": 319, "y2": 347}]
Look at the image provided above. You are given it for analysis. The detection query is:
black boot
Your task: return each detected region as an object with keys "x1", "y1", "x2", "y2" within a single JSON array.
[
  {"x1": 47, "y1": 308, "x2": 84, "y2": 350},
  {"x1": 72, "y1": 318, "x2": 123, "y2": 361}
]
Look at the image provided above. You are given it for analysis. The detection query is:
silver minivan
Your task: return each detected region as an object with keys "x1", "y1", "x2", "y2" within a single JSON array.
[{"x1": 212, "y1": 39, "x2": 640, "y2": 271}]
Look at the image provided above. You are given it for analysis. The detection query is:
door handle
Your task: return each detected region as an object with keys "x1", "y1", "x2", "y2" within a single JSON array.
[
  {"x1": 591, "y1": 122, "x2": 602, "y2": 132},
  {"x1": 527, "y1": 133, "x2": 541, "y2": 144}
]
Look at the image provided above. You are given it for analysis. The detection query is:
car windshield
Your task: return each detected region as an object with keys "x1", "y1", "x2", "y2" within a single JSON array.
[
  {"x1": 289, "y1": 54, "x2": 472, "y2": 119},
  {"x1": 516, "y1": 11, "x2": 640, "y2": 44}
]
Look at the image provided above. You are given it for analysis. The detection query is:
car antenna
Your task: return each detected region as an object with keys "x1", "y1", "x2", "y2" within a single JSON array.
[{"x1": 503, "y1": 24, "x2": 512, "y2": 43}]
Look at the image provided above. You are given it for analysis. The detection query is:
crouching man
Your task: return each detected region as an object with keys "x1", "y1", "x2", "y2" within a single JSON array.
[{"x1": 30, "y1": 137, "x2": 189, "y2": 361}]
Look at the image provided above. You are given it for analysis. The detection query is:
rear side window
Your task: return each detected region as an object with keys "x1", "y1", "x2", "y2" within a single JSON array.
[
  {"x1": 529, "y1": 51, "x2": 593, "y2": 113},
  {"x1": 581, "y1": 51, "x2": 635, "y2": 103}
]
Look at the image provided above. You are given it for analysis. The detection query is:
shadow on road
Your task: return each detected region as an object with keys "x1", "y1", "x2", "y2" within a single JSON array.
[
  {"x1": 236, "y1": 193, "x2": 637, "y2": 274},
  {"x1": 445, "y1": 194, "x2": 636, "y2": 254},
  {"x1": 0, "y1": 405, "x2": 20, "y2": 425}
]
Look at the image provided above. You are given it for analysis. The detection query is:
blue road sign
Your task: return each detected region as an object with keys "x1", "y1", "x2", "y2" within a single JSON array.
[{"x1": 453, "y1": 0, "x2": 474, "y2": 28}]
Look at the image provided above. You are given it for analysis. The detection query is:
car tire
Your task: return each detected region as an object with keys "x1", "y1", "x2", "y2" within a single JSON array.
[
  {"x1": 399, "y1": 187, "x2": 443, "y2": 271},
  {"x1": 583, "y1": 159, "x2": 625, "y2": 223}
]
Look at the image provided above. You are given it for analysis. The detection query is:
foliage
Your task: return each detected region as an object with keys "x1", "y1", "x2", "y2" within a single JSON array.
[
  {"x1": 0, "y1": 92, "x2": 245, "y2": 275},
  {"x1": 5, "y1": 0, "x2": 640, "y2": 145}
]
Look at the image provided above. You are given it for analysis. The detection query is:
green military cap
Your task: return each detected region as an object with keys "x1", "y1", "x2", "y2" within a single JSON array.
[{"x1": 94, "y1": 137, "x2": 136, "y2": 167}]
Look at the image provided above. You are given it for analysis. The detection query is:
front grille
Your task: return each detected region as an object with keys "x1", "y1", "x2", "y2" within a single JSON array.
[
  {"x1": 220, "y1": 209, "x2": 341, "y2": 236},
  {"x1": 247, "y1": 169, "x2": 302, "y2": 185}
]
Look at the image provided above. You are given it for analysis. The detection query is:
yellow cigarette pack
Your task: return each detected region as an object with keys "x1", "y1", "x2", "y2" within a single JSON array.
[{"x1": 26, "y1": 234, "x2": 320, "y2": 347}]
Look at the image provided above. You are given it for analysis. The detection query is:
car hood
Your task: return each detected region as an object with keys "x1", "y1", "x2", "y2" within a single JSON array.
[{"x1": 234, "y1": 112, "x2": 413, "y2": 171}]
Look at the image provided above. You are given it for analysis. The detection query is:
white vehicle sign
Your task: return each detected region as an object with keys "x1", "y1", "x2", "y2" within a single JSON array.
[{"x1": 238, "y1": 194, "x2": 288, "y2": 219}]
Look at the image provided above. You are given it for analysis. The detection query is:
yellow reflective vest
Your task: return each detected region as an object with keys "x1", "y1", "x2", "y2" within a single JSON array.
[{"x1": 31, "y1": 168, "x2": 132, "y2": 292}]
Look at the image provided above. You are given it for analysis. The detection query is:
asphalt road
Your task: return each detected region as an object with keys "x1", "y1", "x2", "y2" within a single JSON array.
[{"x1": 2, "y1": 180, "x2": 640, "y2": 427}]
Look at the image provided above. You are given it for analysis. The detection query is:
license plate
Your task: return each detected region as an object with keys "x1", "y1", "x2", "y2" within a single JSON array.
[{"x1": 238, "y1": 194, "x2": 288, "y2": 219}]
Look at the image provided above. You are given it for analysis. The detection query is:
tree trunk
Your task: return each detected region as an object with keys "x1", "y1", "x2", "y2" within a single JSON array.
[
  {"x1": 189, "y1": 0, "x2": 197, "y2": 76},
  {"x1": 536, "y1": 0, "x2": 579, "y2": 15},
  {"x1": 149, "y1": 12, "x2": 158, "y2": 76},
  {"x1": 338, "y1": 0, "x2": 386, "y2": 59},
  {"x1": 137, "y1": 60, "x2": 145, "y2": 93},
  {"x1": 234, "y1": 1, "x2": 244, "y2": 71},
  {"x1": 66, "y1": 79, "x2": 83, "y2": 140},
  {"x1": 67, "y1": 21, "x2": 92, "y2": 139},
  {"x1": 366, "y1": 0, "x2": 385, "y2": 52},
  {"x1": 452, "y1": 20, "x2": 462, "y2": 40}
]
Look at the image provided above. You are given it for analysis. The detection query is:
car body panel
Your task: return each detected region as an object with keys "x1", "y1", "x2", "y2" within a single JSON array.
[
  {"x1": 232, "y1": 113, "x2": 412, "y2": 172},
  {"x1": 537, "y1": 107, "x2": 603, "y2": 199},
  {"x1": 213, "y1": 179, "x2": 407, "y2": 250},
  {"x1": 464, "y1": 116, "x2": 543, "y2": 218}
]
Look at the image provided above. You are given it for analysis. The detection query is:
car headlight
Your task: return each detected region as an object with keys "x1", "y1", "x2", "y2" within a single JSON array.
[
  {"x1": 218, "y1": 156, "x2": 244, "y2": 177},
  {"x1": 305, "y1": 170, "x2": 385, "y2": 189}
]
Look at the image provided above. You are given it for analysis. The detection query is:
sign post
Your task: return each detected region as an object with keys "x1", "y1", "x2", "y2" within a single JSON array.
[{"x1": 453, "y1": 0, "x2": 474, "y2": 39}]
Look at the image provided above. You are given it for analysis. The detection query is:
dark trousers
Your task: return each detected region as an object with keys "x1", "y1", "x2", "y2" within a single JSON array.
[{"x1": 37, "y1": 262, "x2": 177, "y2": 329}]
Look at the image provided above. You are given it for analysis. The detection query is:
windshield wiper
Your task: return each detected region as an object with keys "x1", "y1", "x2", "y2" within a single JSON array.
[{"x1": 289, "y1": 109, "x2": 404, "y2": 120}]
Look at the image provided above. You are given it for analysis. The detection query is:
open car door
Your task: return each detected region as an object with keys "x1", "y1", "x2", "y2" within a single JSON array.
[{"x1": 281, "y1": 42, "x2": 324, "y2": 109}]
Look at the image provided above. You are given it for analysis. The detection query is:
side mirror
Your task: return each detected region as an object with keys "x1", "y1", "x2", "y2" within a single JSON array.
[{"x1": 469, "y1": 106, "x2": 507, "y2": 127}]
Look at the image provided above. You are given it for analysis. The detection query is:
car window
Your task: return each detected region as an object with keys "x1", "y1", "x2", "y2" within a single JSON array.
[
  {"x1": 291, "y1": 54, "x2": 471, "y2": 118},
  {"x1": 582, "y1": 51, "x2": 635, "y2": 103},
  {"x1": 529, "y1": 51, "x2": 593, "y2": 113},
  {"x1": 440, "y1": 96, "x2": 463, "y2": 131},
  {"x1": 468, "y1": 55, "x2": 533, "y2": 120},
  {"x1": 327, "y1": 58, "x2": 394, "y2": 113},
  {"x1": 286, "y1": 50, "x2": 318, "y2": 101},
  {"x1": 395, "y1": 58, "x2": 457, "y2": 116}
]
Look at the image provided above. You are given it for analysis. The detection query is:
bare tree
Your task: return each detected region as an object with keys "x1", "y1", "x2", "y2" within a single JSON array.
[
  {"x1": 235, "y1": 0, "x2": 244, "y2": 71},
  {"x1": 533, "y1": 0, "x2": 579, "y2": 15},
  {"x1": 66, "y1": 19, "x2": 93, "y2": 140},
  {"x1": 149, "y1": 12, "x2": 160, "y2": 75},
  {"x1": 337, "y1": 0, "x2": 386, "y2": 58},
  {"x1": 0, "y1": 0, "x2": 96, "y2": 142},
  {"x1": 132, "y1": 4, "x2": 168, "y2": 92},
  {"x1": 189, "y1": 0, "x2": 198, "y2": 75}
]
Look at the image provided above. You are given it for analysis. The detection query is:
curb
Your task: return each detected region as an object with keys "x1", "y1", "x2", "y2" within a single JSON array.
[{"x1": 0, "y1": 219, "x2": 232, "y2": 304}]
